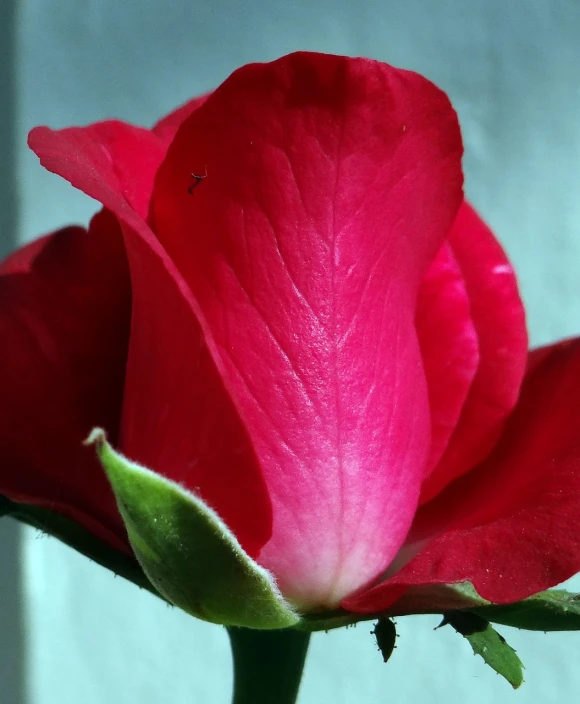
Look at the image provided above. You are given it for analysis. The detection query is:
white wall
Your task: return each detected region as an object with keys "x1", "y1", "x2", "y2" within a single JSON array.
[{"x1": 4, "y1": 0, "x2": 580, "y2": 701}]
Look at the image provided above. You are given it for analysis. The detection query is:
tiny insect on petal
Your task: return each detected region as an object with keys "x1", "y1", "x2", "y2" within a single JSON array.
[{"x1": 187, "y1": 166, "x2": 207, "y2": 194}]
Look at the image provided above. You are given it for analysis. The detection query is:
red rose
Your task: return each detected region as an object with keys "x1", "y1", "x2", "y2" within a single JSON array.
[{"x1": 2, "y1": 52, "x2": 579, "y2": 625}]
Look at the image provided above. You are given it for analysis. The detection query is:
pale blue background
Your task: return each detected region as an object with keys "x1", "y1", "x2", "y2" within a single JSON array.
[{"x1": 1, "y1": 0, "x2": 580, "y2": 701}]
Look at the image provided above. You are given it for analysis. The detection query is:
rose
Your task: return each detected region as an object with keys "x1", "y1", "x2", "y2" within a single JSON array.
[{"x1": 2, "y1": 52, "x2": 580, "y2": 629}]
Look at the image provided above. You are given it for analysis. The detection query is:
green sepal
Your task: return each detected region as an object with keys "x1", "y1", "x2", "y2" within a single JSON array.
[
  {"x1": 382, "y1": 581, "x2": 489, "y2": 616},
  {"x1": 472, "y1": 589, "x2": 580, "y2": 631},
  {"x1": 0, "y1": 494, "x2": 160, "y2": 598},
  {"x1": 295, "y1": 582, "x2": 490, "y2": 632},
  {"x1": 383, "y1": 582, "x2": 580, "y2": 632},
  {"x1": 441, "y1": 612, "x2": 524, "y2": 689},
  {"x1": 88, "y1": 429, "x2": 299, "y2": 629}
]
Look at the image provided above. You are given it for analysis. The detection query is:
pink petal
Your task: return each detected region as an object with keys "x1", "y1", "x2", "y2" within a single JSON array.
[
  {"x1": 345, "y1": 338, "x2": 580, "y2": 611},
  {"x1": 119, "y1": 226, "x2": 273, "y2": 558},
  {"x1": 419, "y1": 202, "x2": 528, "y2": 503},
  {"x1": 28, "y1": 107, "x2": 273, "y2": 559},
  {"x1": 416, "y1": 240, "x2": 479, "y2": 473},
  {"x1": 0, "y1": 211, "x2": 131, "y2": 553},
  {"x1": 152, "y1": 52, "x2": 463, "y2": 607},
  {"x1": 29, "y1": 120, "x2": 166, "y2": 224}
]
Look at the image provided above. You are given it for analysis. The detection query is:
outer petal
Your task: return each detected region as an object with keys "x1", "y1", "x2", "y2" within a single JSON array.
[
  {"x1": 345, "y1": 338, "x2": 580, "y2": 612},
  {"x1": 29, "y1": 106, "x2": 273, "y2": 560},
  {"x1": 0, "y1": 210, "x2": 131, "y2": 552},
  {"x1": 419, "y1": 202, "x2": 528, "y2": 503},
  {"x1": 29, "y1": 120, "x2": 166, "y2": 223},
  {"x1": 152, "y1": 52, "x2": 464, "y2": 607},
  {"x1": 120, "y1": 228, "x2": 273, "y2": 558},
  {"x1": 416, "y1": 240, "x2": 479, "y2": 473}
]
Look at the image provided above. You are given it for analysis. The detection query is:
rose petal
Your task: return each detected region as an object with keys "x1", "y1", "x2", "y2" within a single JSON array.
[
  {"x1": 0, "y1": 210, "x2": 131, "y2": 552},
  {"x1": 419, "y1": 202, "x2": 528, "y2": 503},
  {"x1": 119, "y1": 225, "x2": 273, "y2": 557},
  {"x1": 345, "y1": 338, "x2": 580, "y2": 611},
  {"x1": 28, "y1": 100, "x2": 273, "y2": 559},
  {"x1": 29, "y1": 120, "x2": 166, "y2": 223},
  {"x1": 152, "y1": 52, "x2": 464, "y2": 607},
  {"x1": 417, "y1": 240, "x2": 479, "y2": 473}
]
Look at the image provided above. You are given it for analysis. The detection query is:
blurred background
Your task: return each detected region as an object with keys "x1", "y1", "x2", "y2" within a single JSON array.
[{"x1": 1, "y1": 0, "x2": 580, "y2": 701}]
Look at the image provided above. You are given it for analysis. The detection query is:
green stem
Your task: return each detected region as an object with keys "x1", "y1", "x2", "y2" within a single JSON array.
[{"x1": 228, "y1": 627, "x2": 310, "y2": 704}]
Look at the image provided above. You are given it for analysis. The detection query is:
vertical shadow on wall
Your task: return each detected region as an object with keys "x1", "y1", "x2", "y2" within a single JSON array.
[
  {"x1": 0, "y1": 522, "x2": 24, "y2": 704},
  {"x1": 0, "y1": 1, "x2": 26, "y2": 703},
  {"x1": 0, "y1": 0, "x2": 17, "y2": 256}
]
